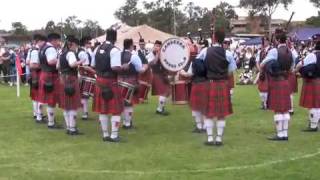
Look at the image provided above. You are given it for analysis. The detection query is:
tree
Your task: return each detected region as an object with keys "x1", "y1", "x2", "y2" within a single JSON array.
[
  {"x1": 306, "y1": 11, "x2": 320, "y2": 27},
  {"x1": 239, "y1": 0, "x2": 293, "y2": 38},
  {"x1": 310, "y1": 0, "x2": 320, "y2": 8},
  {"x1": 212, "y1": 2, "x2": 238, "y2": 33},
  {"x1": 82, "y1": 19, "x2": 105, "y2": 38},
  {"x1": 11, "y1": 22, "x2": 28, "y2": 35},
  {"x1": 45, "y1": 20, "x2": 57, "y2": 33},
  {"x1": 114, "y1": 0, "x2": 147, "y2": 26}
]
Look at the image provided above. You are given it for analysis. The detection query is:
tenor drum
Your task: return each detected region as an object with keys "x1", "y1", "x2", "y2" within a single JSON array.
[
  {"x1": 171, "y1": 80, "x2": 191, "y2": 105},
  {"x1": 79, "y1": 67, "x2": 96, "y2": 98}
]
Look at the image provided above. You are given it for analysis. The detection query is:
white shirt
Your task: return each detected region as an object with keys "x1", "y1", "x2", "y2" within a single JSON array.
[
  {"x1": 66, "y1": 51, "x2": 77, "y2": 66},
  {"x1": 146, "y1": 52, "x2": 156, "y2": 63},
  {"x1": 45, "y1": 42, "x2": 58, "y2": 63},
  {"x1": 261, "y1": 44, "x2": 296, "y2": 67},
  {"x1": 30, "y1": 48, "x2": 40, "y2": 64},
  {"x1": 298, "y1": 51, "x2": 319, "y2": 67},
  {"x1": 125, "y1": 50, "x2": 143, "y2": 72},
  {"x1": 196, "y1": 44, "x2": 237, "y2": 73},
  {"x1": 78, "y1": 50, "x2": 89, "y2": 66}
]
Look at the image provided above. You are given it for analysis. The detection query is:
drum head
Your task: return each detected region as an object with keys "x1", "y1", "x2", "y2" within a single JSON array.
[{"x1": 160, "y1": 38, "x2": 190, "y2": 72}]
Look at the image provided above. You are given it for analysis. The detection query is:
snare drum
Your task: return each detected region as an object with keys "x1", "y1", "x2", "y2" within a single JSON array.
[
  {"x1": 171, "y1": 80, "x2": 191, "y2": 105},
  {"x1": 118, "y1": 81, "x2": 137, "y2": 104},
  {"x1": 80, "y1": 76, "x2": 96, "y2": 98},
  {"x1": 138, "y1": 80, "x2": 151, "y2": 103},
  {"x1": 79, "y1": 66, "x2": 96, "y2": 98}
]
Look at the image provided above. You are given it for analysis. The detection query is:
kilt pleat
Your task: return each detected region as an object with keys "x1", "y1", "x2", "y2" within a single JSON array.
[
  {"x1": 38, "y1": 71, "x2": 59, "y2": 107},
  {"x1": 288, "y1": 72, "x2": 298, "y2": 93},
  {"x1": 205, "y1": 80, "x2": 233, "y2": 119},
  {"x1": 29, "y1": 70, "x2": 41, "y2": 101},
  {"x1": 151, "y1": 73, "x2": 170, "y2": 96},
  {"x1": 58, "y1": 75, "x2": 81, "y2": 110},
  {"x1": 267, "y1": 78, "x2": 291, "y2": 113},
  {"x1": 189, "y1": 81, "x2": 209, "y2": 113},
  {"x1": 92, "y1": 77, "x2": 124, "y2": 115},
  {"x1": 300, "y1": 78, "x2": 320, "y2": 108}
]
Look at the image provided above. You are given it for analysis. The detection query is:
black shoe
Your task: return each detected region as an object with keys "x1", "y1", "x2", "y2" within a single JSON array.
[
  {"x1": 156, "y1": 110, "x2": 169, "y2": 116},
  {"x1": 289, "y1": 111, "x2": 294, "y2": 116},
  {"x1": 122, "y1": 125, "x2": 133, "y2": 130},
  {"x1": 204, "y1": 141, "x2": 215, "y2": 146},
  {"x1": 103, "y1": 136, "x2": 111, "y2": 142},
  {"x1": 33, "y1": 115, "x2": 36, "y2": 119},
  {"x1": 192, "y1": 128, "x2": 202, "y2": 133},
  {"x1": 214, "y1": 141, "x2": 223, "y2": 146},
  {"x1": 107, "y1": 137, "x2": 121, "y2": 143},
  {"x1": 282, "y1": 137, "x2": 289, "y2": 141},
  {"x1": 66, "y1": 130, "x2": 71, "y2": 135},
  {"x1": 48, "y1": 124, "x2": 63, "y2": 129},
  {"x1": 82, "y1": 113, "x2": 89, "y2": 120},
  {"x1": 35, "y1": 120, "x2": 46, "y2": 124},
  {"x1": 201, "y1": 129, "x2": 206, "y2": 133},
  {"x1": 267, "y1": 136, "x2": 285, "y2": 141},
  {"x1": 69, "y1": 130, "x2": 83, "y2": 136},
  {"x1": 302, "y1": 127, "x2": 318, "y2": 132}
]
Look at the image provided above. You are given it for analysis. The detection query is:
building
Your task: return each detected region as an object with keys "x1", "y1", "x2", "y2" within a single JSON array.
[
  {"x1": 0, "y1": 33, "x2": 31, "y2": 47},
  {"x1": 230, "y1": 16, "x2": 286, "y2": 34}
]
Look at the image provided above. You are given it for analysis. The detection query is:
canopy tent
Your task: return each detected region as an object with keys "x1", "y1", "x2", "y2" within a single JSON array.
[
  {"x1": 92, "y1": 24, "x2": 176, "y2": 48},
  {"x1": 240, "y1": 37, "x2": 262, "y2": 46},
  {"x1": 289, "y1": 27, "x2": 320, "y2": 41}
]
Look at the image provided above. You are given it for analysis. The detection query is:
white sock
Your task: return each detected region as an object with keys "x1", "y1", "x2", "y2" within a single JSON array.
[
  {"x1": 204, "y1": 118, "x2": 214, "y2": 142},
  {"x1": 99, "y1": 114, "x2": 109, "y2": 138},
  {"x1": 81, "y1": 98, "x2": 88, "y2": 116},
  {"x1": 47, "y1": 106, "x2": 55, "y2": 126},
  {"x1": 157, "y1": 96, "x2": 166, "y2": 112},
  {"x1": 282, "y1": 113, "x2": 290, "y2": 137},
  {"x1": 192, "y1": 111, "x2": 203, "y2": 129},
  {"x1": 216, "y1": 120, "x2": 226, "y2": 142},
  {"x1": 36, "y1": 102, "x2": 42, "y2": 121},
  {"x1": 310, "y1": 109, "x2": 320, "y2": 129},
  {"x1": 69, "y1": 110, "x2": 77, "y2": 132},
  {"x1": 230, "y1": 89, "x2": 234, "y2": 98},
  {"x1": 111, "y1": 116, "x2": 121, "y2": 139},
  {"x1": 259, "y1": 93, "x2": 268, "y2": 107},
  {"x1": 32, "y1": 101, "x2": 38, "y2": 116},
  {"x1": 274, "y1": 114, "x2": 283, "y2": 137},
  {"x1": 123, "y1": 107, "x2": 133, "y2": 126},
  {"x1": 63, "y1": 111, "x2": 70, "y2": 130},
  {"x1": 289, "y1": 94, "x2": 294, "y2": 113}
]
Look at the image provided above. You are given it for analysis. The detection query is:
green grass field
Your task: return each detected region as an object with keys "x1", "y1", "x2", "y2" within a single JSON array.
[{"x1": 0, "y1": 83, "x2": 320, "y2": 180}]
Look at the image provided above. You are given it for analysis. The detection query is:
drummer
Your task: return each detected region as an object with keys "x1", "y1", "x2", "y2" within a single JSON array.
[
  {"x1": 118, "y1": 39, "x2": 148, "y2": 129},
  {"x1": 223, "y1": 38, "x2": 235, "y2": 99},
  {"x1": 77, "y1": 36, "x2": 93, "y2": 120},
  {"x1": 147, "y1": 40, "x2": 170, "y2": 116}
]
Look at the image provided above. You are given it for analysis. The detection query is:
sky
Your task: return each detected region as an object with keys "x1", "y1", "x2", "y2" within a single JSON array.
[{"x1": 0, "y1": 0, "x2": 318, "y2": 30}]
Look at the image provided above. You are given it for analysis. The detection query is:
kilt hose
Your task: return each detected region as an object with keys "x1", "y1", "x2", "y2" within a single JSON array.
[
  {"x1": 29, "y1": 70, "x2": 41, "y2": 101},
  {"x1": 118, "y1": 76, "x2": 140, "y2": 105},
  {"x1": 228, "y1": 73, "x2": 235, "y2": 89},
  {"x1": 151, "y1": 73, "x2": 170, "y2": 97},
  {"x1": 267, "y1": 78, "x2": 291, "y2": 113},
  {"x1": 38, "y1": 71, "x2": 60, "y2": 107},
  {"x1": 58, "y1": 74, "x2": 81, "y2": 110},
  {"x1": 92, "y1": 76, "x2": 124, "y2": 115},
  {"x1": 205, "y1": 80, "x2": 233, "y2": 119},
  {"x1": 288, "y1": 72, "x2": 298, "y2": 93},
  {"x1": 189, "y1": 81, "x2": 209, "y2": 114},
  {"x1": 300, "y1": 78, "x2": 320, "y2": 109}
]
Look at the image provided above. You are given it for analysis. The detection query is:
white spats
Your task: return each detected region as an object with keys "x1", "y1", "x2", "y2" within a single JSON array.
[
  {"x1": 282, "y1": 113, "x2": 290, "y2": 138},
  {"x1": 47, "y1": 106, "x2": 55, "y2": 126},
  {"x1": 99, "y1": 114, "x2": 109, "y2": 138},
  {"x1": 32, "y1": 101, "x2": 37, "y2": 117},
  {"x1": 157, "y1": 96, "x2": 167, "y2": 112},
  {"x1": 309, "y1": 109, "x2": 320, "y2": 129},
  {"x1": 216, "y1": 120, "x2": 226, "y2": 142},
  {"x1": 192, "y1": 111, "x2": 203, "y2": 130},
  {"x1": 63, "y1": 111, "x2": 70, "y2": 131},
  {"x1": 111, "y1": 116, "x2": 121, "y2": 139},
  {"x1": 259, "y1": 92, "x2": 268, "y2": 108},
  {"x1": 204, "y1": 118, "x2": 214, "y2": 142},
  {"x1": 289, "y1": 94, "x2": 294, "y2": 113},
  {"x1": 274, "y1": 114, "x2": 284, "y2": 138},
  {"x1": 123, "y1": 107, "x2": 133, "y2": 127},
  {"x1": 81, "y1": 98, "x2": 89, "y2": 118},
  {"x1": 69, "y1": 110, "x2": 77, "y2": 132}
]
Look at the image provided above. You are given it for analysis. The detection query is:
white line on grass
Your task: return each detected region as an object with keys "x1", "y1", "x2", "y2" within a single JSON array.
[{"x1": 1, "y1": 149, "x2": 320, "y2": 175}]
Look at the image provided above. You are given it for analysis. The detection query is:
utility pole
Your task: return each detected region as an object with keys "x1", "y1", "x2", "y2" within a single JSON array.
[{"x1": 173, "y1": 0, "x2": 177, "y2": 36}]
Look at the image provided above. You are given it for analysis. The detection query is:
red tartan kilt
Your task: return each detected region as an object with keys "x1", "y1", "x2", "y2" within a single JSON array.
[
  {"x1": 152, "y1": 73, "x2": 170, "y2": 96},
  {"x1": 205, "y1": 80, "x2": 232, "y2": 118},
  {"x1": 288, "y1": 72, "x2": 298, "y2": 93},
  {"x1": 38, "y1": 71, "x2": 59, "y2": 107},
  {"x1": 58, "y1": 75, "x2": 81, "y2": 110},
  {"x1": 138, "y1": 81, "x2": 150, "y2": 102},
  {"x1": 79, "y1": 77, "x2": 95, "y2": 99},
  {"x1": 92, "y1": 77, "x2": 124, "y2": 115},
  {"x1": 267, "y1": 78, "x2": 291, "y2": 113},
  {"x1": 257, "y1": 78, "x2": 268, "y2": 92},
  {"x1": 190, "y1": 81, "x2": 209, "y2": 113},
  {"x1": 118, "y1": 76, "x2": 139, "y2": 105},
  {"x1": 299, "y1": 78, "x2": 320, "y2": 108},
  {"x1": 29, "y1": 70, "x2": 41, "y2": 101},
  {"x1": 228, "y1": 74, "x2": 235, "y2": 89}
]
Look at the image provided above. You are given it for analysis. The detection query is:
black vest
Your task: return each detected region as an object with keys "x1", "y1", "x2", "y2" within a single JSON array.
[
  {"x1": 277, "y1": 46, "x2": 293, "y2": 72},
  {"x1": 39, "y1": 44, "x2": 58, "y2": 73},
  {"x1": 300, "y1": 51, "x2": 320, "y2": 78},
  {"x1": 118, "y1": 51, "x2": 137, "y2": 77},
  {"x1": 77, "y1": 48, "x2": 92, "y2": 66},
  {"x1": 138, "y1": 49, "x2": 148, "y2": 64},
  {"x1": 95, "y1": 43, "x2": 117, "y2": 78},
  {"x1": 59, "y1": 50, "x2": 78, "y2": 76},
  {"x1": 205, "y1": 46, "x2": 229, "y2": 80}
]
